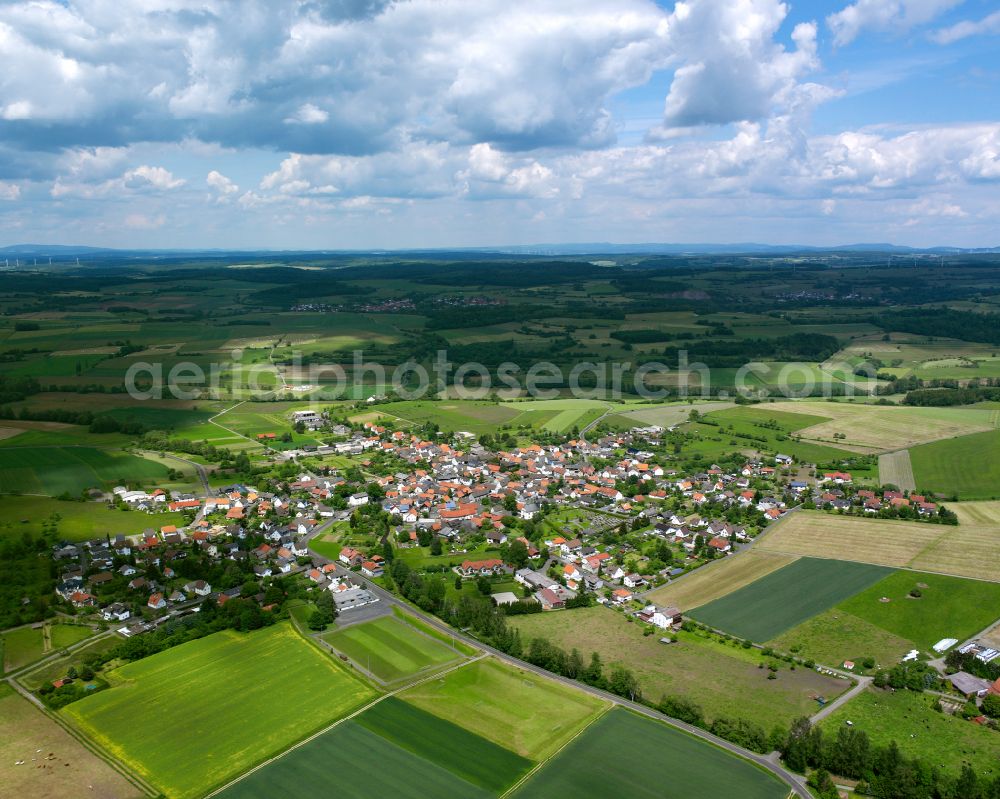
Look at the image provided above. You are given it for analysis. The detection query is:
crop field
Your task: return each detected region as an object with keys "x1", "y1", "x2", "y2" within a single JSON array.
[
  {"x1": 767, "y1": 608, "x2": 915, "y2": 668},
  {"x1": 878, "y1": 449, "x2": 915, "y2": 491},
  {"x1": 837, "y1": 571, "x2": 1000, "y2": 652},
  {"x1": 767, "y1": 401, "x2": 999, "y2": 452},
  {"x1": 0, "y1": 446, "x2": 172, "y2": 495},
  {"x1": 910, "y1": 429, "x2": 1000, "y2": 500},
  {"x1": 0, "y1": 684, "x2": 143, "y2": 799},
  {"x1": 821, "y1": 688, "x2": 1000, "y2": 780},
  {"x1": 953, "y1": 501, "x2": 1000, "y2": 527},
  {"x1": 688, "y1": 557, "x2": 893, "y2": 642},
  {"x1": 401, "y1": 657, "x2": 608, "y2": 760},
  {"x1": 615, "y1": 400, "x2": 735, "y2": 429},
  {"x1": 356, "y1": 697, "x2": 533, "y2": 793},
  {"x1": 64, "y1": 624, "x2": 376, "y2": 799},
  {"x1": 512, "y1": 708, "x2": 788, "y2": 799},
  {"x1": 908, "y1": 525, "x2": 1000, "y2": 584},
  {"x1": 644, "y1": 551, "x2": 800, "y2": 611},
  {"x1": 216, "y1": 717, "x2": 493, "y2": 799},
  {"x1": 320, "y1": 615, "x2": 463, "y2": 683},
  {"x1": 510, "y1": 606, "x2": 847, "y2": 730},
  {"x1": 0, "y1": 495, "x2": 184, "y2": 542}
]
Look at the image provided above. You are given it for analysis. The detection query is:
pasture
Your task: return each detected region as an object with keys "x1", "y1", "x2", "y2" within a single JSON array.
[
  {"x1": 837, "y1": 571, "x2": 1000, "y2": 652},
  {"x1": 510, "y1": 606, "x2": 848, "y2": 730},
  {"x1": 644, "y1": 550, "x2": 800, "y2": 611},
  {"x1": 0, "y1": 684, "x2": 143, "y2": 799},
  {"x1": 0, "y1": 495, "x2": 184, "y2": 543},
  {"x1": 0, "y1": 446, "x2": 172, "y2": 495},
  {"x1": 63, "y1": 624, "x2": 375, "y2": 799},
  {"x1": 401, "y1": 657, "x2": 608, "y2": 760},
  {"x1": 2, "y1": 623, "x2": 93, "y2": 673},
  {"x1": 910, "y1": 429, "x2": 1000, "y2": 500},
  {"x1": 687, "y1": 557, "x2": 893, "y2": 643},
  {"x1": 768, "y1": 608, "x2": 915, "y2": 668},
  {"x1": 821, "y1": 688, "x2": 1000, "y2": 780},
  {"x1": 512, "y1": 708, "x2": 788, "y2": 799},
  {"x1": 319, "y1": 615, "x2": 463, "y2": 683}
]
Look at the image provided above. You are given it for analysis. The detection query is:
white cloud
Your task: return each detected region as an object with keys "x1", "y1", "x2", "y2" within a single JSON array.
[
  {"x1": 123, "y1": 165, "x2": 185, "y2": 190},
  {"x1": 123, "y1": 213, "x2": 166, "y2": 230},
  {"x1": 931, "y1": 10, "x2": 1000, "y2": 44},
  {"x1": 0, "y1": 181, "x2": 20, "y2": 200},
  {"x1": 827, "y1": 0, "x2": 962, "y2": 46},
  {"x1": 285, "y1": 103, "x2": 330, "y2": 125},
  {"x1": 206, "y1": 169, "x2": 239, "y2": 197}
]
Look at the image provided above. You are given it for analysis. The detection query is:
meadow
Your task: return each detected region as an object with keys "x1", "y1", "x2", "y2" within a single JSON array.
[
  {"x1": 878, "y1": 449, "x2": 916, "y2": 491},
  {"x1": 510, "y1": 606, "x2": 848, "y2": 730},
  {"x1": 64, "y1": 624, "x2": 376, "y2": 799},
  {"x1": 689, "y1": 557, "x2": 894, "y2": 642},
  {"x1": 2, "y1": 623, "x2": 94, "y2": 673},
  {"x1": 644, "y1": 550, "x2": 800, "y2": 611},
  {"x1": 0, "y1": 494, "x2": 184, "y2": 542},
  {"x1": 320, "y1": 615, "x2": 463, "y2": 683},
  {"x1": 767, "y1": 608, "x2": 915, "y2": 669},
  {"x1": 512, "y1": 708, "x2": 788, "y2": 799},
  {"x1": 910, "y1": 428, "x2": 1000, "y2": 500},
  {"x1": 401, "y1": 657, "x2": 608, "y2": 760},
  {"x1": 0, "y1": 683, "x2": 144, "y2": 799},
  {"x1": 821, "y1": 688, "x2": 1000, "y2": 780}
]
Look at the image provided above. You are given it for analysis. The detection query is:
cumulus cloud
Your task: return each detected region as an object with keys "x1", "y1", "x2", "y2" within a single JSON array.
[
  {"x1": 0, "y1": 181, "x2": 20, "y2": 200},
  {"x1": 206, "y1": 169, "x2": 239, "y2": 197},
  {"x1": 827, "y1": 0, "x2": 962, "y2": 45},
  {"x1": 931, "y1": 10, "x2": 1000, "y2": 44}
]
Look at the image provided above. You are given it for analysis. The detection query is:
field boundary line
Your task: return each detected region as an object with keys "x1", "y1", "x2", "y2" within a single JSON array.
[
  {"x1": 497, "y1": 703, "x2": 612, "y2": 799},
  {"x1": 203, "y1": 653, "x2": 485, "y2": 799}
]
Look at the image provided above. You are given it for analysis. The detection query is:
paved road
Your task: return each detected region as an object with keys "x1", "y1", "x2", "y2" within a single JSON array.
[
  {"x1": 146, "y1": 450, "x2": 212, "y2": 496},
  {"x1": 811, "y1": 675, "x2": 872, "y2": 723},
  {"x1": 578, "y1": 403, "x2": 614, "y2": 443},
  {"x1": 309, "y1": 546, "x2": 809, "y2": 798}
]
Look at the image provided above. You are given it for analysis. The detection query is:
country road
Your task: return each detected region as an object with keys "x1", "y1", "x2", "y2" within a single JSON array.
[{"x1": 309, "y1": 545, "x2": 811, "y2": 798}]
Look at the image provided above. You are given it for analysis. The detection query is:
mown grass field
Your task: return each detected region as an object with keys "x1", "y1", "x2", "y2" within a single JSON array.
[
  {"x1": 401, "y1": 657, "x2": 608, "y2": 760},
  {"x1": 512, "y1": 708, "x2": 788, "y2": 799},
  {"x1": 759, "y1": 511, "x2": 1000, "y2": 582},
  {"x1": 644, "y1": 550, "x2": 800, "y2": 611},
  {"x1": 0, "y1": 446, "x2": 172, "y2": 495},
  {"x1": 356, "y1": 697, "x2": 533, "y2": 793},
  {"x1": 0, "y1": 684, "x2": 143, "y2": 799},
  {"x1": 0, "y1": 495, "x2": 184, "y2": 542},
  {"x1": 767, "y1": 608, "x2": 914, "y2": 668},
  {"x1": 216, "y1": 717, "x2": 493, "y2": 799},
  {"x1": 910, "y1": 429, "x2": 1000, "y2": 500},
  {"x1": 320, "y1": 616, "x2": 462, "y2": 683},
  {"x1": 837, "y1": 571, "x2": 1000, "y2": 651},
  {"x1": 821, "y1": 688, "x2": 1000, "y2": 780},
  {"x1": 64, "y1": 624, "x2": 376, "y2": 799},
  {"x1": 878, "y1": 449, "x2": 916, "y2": 491},
  {"x1": 509, "y1": 606, "x2": 847, "y2": 730},
  {"x1": 1, "y1": 623, "x2": 93, "y2": 673},
  {"x1": 689, "y1": 557, "x2": 893, "y2": 642}
]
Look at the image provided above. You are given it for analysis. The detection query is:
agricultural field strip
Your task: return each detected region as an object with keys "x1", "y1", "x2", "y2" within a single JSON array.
[
  {"x1": 204, "y1": 653, "x2": 487, "y2": 799},
  {"x1": 878, "y1": 449, "x2": 915, "y2": 492}
]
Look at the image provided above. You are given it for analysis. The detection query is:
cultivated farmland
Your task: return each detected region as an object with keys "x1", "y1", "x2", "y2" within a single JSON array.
[
  {"x1": 64, "y1": 624, "x2": 375, "y2": 799},
  {"x1": 0, "y1": 495, "x2": 183, "y2": 543},
  {"x1": 512, "y1": 708, "x2": 788, "y2": 799},
  {"x1": 910, "y1": 428, "x2": 1000, "y2": 500},
  {"x1": 510, "y1": 606, "x2": 848, "y2": 730},
  {"x1": 878, "y1": 449, "x2": 915, "y2": 491},
  {"x1": 767, "y1": 608, "x2": 915, "y2": 668},
  {"x1": 0, "y1": 446, "x2": 172, "y2": 495},
  {"x1": 689, "y1": 557, "x2": 893, "y2": 642},
  {"x1": 401, "y1": 657, "x2": 608, "y2": 760},
  {"x1": 0, "y1": 684, "x2": 143, "y2": 799},
  {"x1": 644, "y1": 550, "x2": 800, "y2": 611},
  {"x1": 320, "y1": 615, "x2": 463, "y2": 683}
]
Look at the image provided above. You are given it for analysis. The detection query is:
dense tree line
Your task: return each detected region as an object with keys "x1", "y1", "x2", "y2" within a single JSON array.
[
  {"x1": 880, "y1": 309, "x2": 1000, "y2": 346},
  {"x1": 662, "y1": 333, "x2": 841, "y2": 368},
  {"x1": 904, "y1": 385, "x2": 1000, "y2": 407}
]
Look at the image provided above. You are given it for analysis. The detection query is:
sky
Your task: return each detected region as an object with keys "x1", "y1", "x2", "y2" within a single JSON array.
[{"x1": 0, "y1": 0, "x2": 998, "y2": 250}]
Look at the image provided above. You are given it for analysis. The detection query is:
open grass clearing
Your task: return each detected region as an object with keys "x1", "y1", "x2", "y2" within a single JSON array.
[
  {"x1": 512, "y1": 707, "x2": 789, "y2": 799},
  {"x1": 64, "y1": 623, "x2": 375, "y2": 799},
  {"x1": 617, "y1": 401, "x2": 735, "y2": 428},
  {"x1": 509, "y1": 606, "x2": 848, "y2": 730},
  {"x1": 644, "y1": 550, "x2": 800, "y2": 611},
  {"x1": 401, "y1": 657, "x2": 608, "y2": 761},
  {"x1": 0, "y1": 495, "x2": 185, "y2": 543},
  {"x1": 910, "y1": 429, "x2": 1000, "y2": 501},
  {"x1": 0, "y1": 683, "x2": 143, "y2": 799},
  {"x1": 767, "y1": 608, "x2": 915, "y2": 669},
  {"x1": 2, "y1": 623, "x2": 95, "y2": 673},
  {"x1": 0, "y1": 446, "x2": 172, "y2": 496},
  {"x1": 688, "y1": 557, "x2": 893, "y2": 643},
  {"x1": 320, "y1": 615, "x2": 463, "y2": 683},
  {"x1": 821, "y1": 688, "x2": 1000, "y2": 780},
  {"x1": 953, "y1": 501, "x2": 1000, "y2": 527}
]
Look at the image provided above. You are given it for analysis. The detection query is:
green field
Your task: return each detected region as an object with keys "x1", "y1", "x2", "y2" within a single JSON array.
[
  {"x1": 910, "y1": 429, "x2": 1000, "y2": 500},
  {"x1": 320, "y1": 615, "x2": 463, "y2": 683},
  {"x1": 0, "y1": 446, "x2": 172, "y2": 495},
  {"x1": 836, "y1": 571, "x2": 1000, "y2": 651},
  {"x1": 64, "y1": 624, "x2": 376, "y2": 799},
  {"x1": 215, "y1": 718, "x2": 493, "y2": 799},
  {"x1": 401, "y1": 657, "x2": 608, "y2": 760},
  {"x1": 512, "y1": 708, "x2": 788, "y2": 799},
  {"x1": 689, "y1": 557, "x2": 894, "y2": 642},
  {"x1": 0, "y1": 494, "x2": 184, "y2": 542},
  {"x1": 822, "y1": 688, "x2": 1000, "y2": 780},
  {"x1": 1, "y1": 623, "x2": 94, "y2": 673},
  {"x1": 767, "y1": 608, "x2": 915, "y2": 669},
  {"x1": 510, "y1": 606, "x2": 849, "y2": 729},
  {"x1": 356, "y1": 697, "x2": 533, "y2": 793}
]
